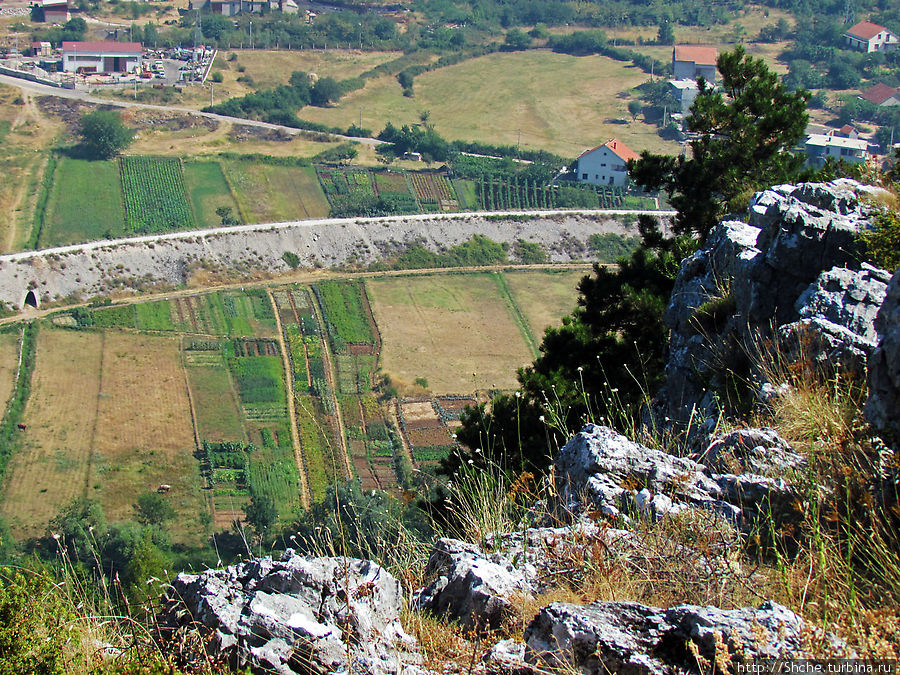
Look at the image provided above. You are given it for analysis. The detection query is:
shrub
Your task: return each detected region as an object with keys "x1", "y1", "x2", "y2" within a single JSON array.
[{"x1": 860, "y1": 208, "x2": 900, "y2": 271}]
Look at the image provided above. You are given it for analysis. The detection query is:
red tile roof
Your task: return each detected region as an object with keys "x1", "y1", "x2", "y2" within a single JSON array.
[
  {"x1": 860, "y1": 82, "x2": 900, "y2": 105},
  {"x1": 62, "y1": 41, "x2": 143, "y2": 53},
  {"x1": 578, "y1": 139, "x2": 639, "y2": 162},
  {"x1": 673, "y1": 45, "x2": 718, "y2": 66},
  {"x1": 845, "y1": 21, "x2": 889, "y2": 40}
]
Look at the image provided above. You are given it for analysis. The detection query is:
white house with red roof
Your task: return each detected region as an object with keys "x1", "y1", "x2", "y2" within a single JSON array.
[
  {"x1": 576, "y1": 139, "x2": 639, "y2": 187},
  {"x1": 672, "y1": 46, "x2": 718, "y2": 83},
  {"x1": 844, "y1": 21, "x2": 899, "y2": 52},
  {"x1": 62, "y1": 41, "x2": 143, "y2": 74}
]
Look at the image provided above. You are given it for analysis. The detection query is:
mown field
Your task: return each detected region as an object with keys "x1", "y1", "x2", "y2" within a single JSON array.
[
  {"x1": 298, "y1": 50, "x2": 683, "y2": 157},
  {"x1": 0, "y1": 269, "x2": 584, "y2": 541}
]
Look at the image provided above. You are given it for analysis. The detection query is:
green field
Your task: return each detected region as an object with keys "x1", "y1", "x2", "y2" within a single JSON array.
[
  {"x1": 120, "y1": 156, "x2": 194, "y2": 234},
  {"x1": 42, "y1": 158, "x2": 126, "y2": 247},
  {"x1": 223, "y1": 160, "x2": 330, "y2": 223},
  {"x1": 184, "y1": 160, "x2": 242, "y2": 228}
]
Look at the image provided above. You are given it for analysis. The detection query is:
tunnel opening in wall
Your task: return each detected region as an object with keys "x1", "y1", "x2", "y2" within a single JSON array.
[{"x1": 23, "y1": 290, "x2": 39, "y2": 309}]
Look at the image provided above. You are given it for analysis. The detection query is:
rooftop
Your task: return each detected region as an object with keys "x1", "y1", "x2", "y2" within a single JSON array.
[
  {"x1": 578, "y1": 139, "x2": 640, "y2": 163},
  {"x1": 860, "y1": 83, "x2": 900, "y2": 105},
  {"x1": 673, "y1": 45, "x2": 718, "y2": 66},
  {"x1": 845, "y1": 21, "x2": 891, "y2": 40},
  {"x1": 62, "y1": 41, "x2": 143, "y2": 54},
  {"x1": 805, "y1": 134, "x2": 868, "y2": 150}
]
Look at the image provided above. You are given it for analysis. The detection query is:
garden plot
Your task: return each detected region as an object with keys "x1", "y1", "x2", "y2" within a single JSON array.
[
  {"x1": 0, "y1": 329, "x2": 103, "y2": 539},
  {"x1": 410, "y1": 172, "x2": 459, "y2": 211},
  {"x1": 224, "y1": 161, "x2": 329, "y2": 223},
  {"x1": 366, "y1": 274, "x2": 534, "y2": 393},
  {"x1": 89, "y1": 332, "x2": 207, "y2": 545},
  {"x1": 183, "y1": 340, "x2": 246, "y2": 443},
  {"x1": 119, "y1": 156, "x2": 194, "y2": 234}
]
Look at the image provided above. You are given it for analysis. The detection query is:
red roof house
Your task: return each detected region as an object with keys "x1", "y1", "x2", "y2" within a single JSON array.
[
  {"x1": 844, "y1": 21, "x2": 899, "y2": 52},
  {"x1": 860, "y1": 83, "x2": 900, "y2": 106},
  {"x1": 577, "y1": 139, "x2": 639, "y2": 187}
]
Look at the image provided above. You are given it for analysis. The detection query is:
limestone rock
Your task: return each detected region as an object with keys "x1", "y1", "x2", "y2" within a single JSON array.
[
  {"x1": 867, "y1": 266, "x2": 900, "y2": 443},
  {"x1": 162, "y1": 549, "x2": 419, "y2": 675},
  {"x1": 700, "y1": 428, "x2": 805, "y2": 477},
  {"x1": 657, "y1": 180, "x2": 890, "y2": 439},
  {"x1": 524, "y1": 600, "x2": 806, "y2": 674}
]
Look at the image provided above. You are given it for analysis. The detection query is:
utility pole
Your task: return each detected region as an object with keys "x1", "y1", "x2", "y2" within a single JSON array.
[
  {"x1": 250, "y1": 21, "x2": 253, "y2": 50},
  {"x1": 210, "y1": 83, "x2": 214, "y2": 106}
]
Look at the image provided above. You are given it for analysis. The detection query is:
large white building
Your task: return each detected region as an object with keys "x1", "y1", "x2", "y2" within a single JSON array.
[
  {"x1": 576, "y1": 139, "x2": 639, "y2": 187},
  {"x1": 62, "y1": 41, "x2": 143, "y2": 74},
  {"x1": 804, "y1": 134, "x2": 868, "y2": 167},
  {"x1": 843, "y1": 21, "x2": 899, "y2": 53}
]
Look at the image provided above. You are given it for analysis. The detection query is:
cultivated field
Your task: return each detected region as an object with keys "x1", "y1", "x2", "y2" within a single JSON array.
[
  {"x1": 503, "y1": 269, "x2": 584, "y2": 343},
  {"x1": 89, "y1": 332, "x2": 206, "y2": 544},
  {"x1": 366, "y1": 274, "x2": 536, "y2": 393},
  {"x1": 0, "y1": 331, "x2": 20, "y2": 412},
  {"x1": 299, "y1": 50, "x2": 683, "y2": 157},
  {"x1": 0, "y1": 329, "x2": 104, "y2": 539},
  {"x1": 223, "y1": 161, "x2": 330, "y2": 222}
]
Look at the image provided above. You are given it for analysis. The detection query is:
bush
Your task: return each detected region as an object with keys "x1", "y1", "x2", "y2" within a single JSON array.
[
  {"x1": 78, "y1": 110, "x2": 134, "y2": 160},
  {"x1": 860, "y1": 208, "x2": 900, "y2": 271},
  {"x1": 210, "y1": 70, "x2": 224, "y2": 83}
]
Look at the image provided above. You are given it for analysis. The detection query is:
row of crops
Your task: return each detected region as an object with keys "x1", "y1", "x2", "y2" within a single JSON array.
[
  {"x1": 315, "y1": 166, "x2": 464, "y2": 214},
  {"x1": 474, "y1": 179, "x2": 644, "y2": 211},
  {"x1": 120, "y1": 156, "x2": 194, "y2": 234},
  {"x1": 312, "y1": 281, "x2": 377, "y2": 354}
]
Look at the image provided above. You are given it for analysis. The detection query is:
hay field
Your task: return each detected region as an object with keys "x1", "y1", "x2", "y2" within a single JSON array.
[
  {"x1": 223, "y1": 161, "x2": 331, "y2": 223},
  {"x1": 0, "y1": 332, "x2": 20, "y2": 412},
  {"x1": 89, "y1": 332, "x2": 207, "y2": 544},
  {"x1": 366, "y1": 273, "x2": 536, "y2": 394},
  {"x1": 0, "y1": 330, "x2": 103, "y2": 539},
  {"x1": 230, "y1": 49, "x2": 402, "y2": 89},
  {"x1": 503, "y1": 269, "x2": 584, "y2": 340},
  {"x1": 299, "y1": 50, "x2": 682, "y2": 157}
]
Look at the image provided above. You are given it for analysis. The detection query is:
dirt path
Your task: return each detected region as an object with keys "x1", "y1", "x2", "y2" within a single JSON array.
[{"x1": 267, "y1": 289, "x2": 310, "y2": 509}]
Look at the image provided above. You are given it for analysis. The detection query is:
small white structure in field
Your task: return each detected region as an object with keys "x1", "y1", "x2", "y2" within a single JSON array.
[
  {"x1": 62, "y1": 41, "x2": 143, "y2": 74},
  {"x1": 576, "y1": 139, "x2": 639, "y2": 187}
]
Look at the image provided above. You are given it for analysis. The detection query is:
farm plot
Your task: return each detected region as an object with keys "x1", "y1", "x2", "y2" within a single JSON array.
[
  {"x1": 223, "y1": 161, "x2": 330, "y2": 223},
  {"x1": 183, "y1": 340, "x2": 246, "y2": 443},
  {"x1": 120, "y1": 156, "x2": 194, "y2": 234},
  {"x1": 89, "y1": 332, "x2": 207, "y2": 546},
  {"x1": 0, "y1": 332, "x2": 22, "y2": 411},
  {"x1": 0, "y1": 330, "x2": 103, "y2": 540},
  {"x1": 183, "y1": 160, "x2": 242, "y2": 229},
  {"x1": 410, "y1": 172, "x2": 459, "y2": 211},
  {"x1": 502, "y1": 270, "x2": 583, "y2": 341},
  {"x1": 41, "y1": 157, "x2": 126, "y2": 247},
  {"x1": 313, "y1": 280, "x2": 376, "y2": 353},
  {"x1": 366, "y1": 274, "x2": 534, "y2": 393},
  {"x1": 229, "y1": 354, "x2": 287, "y2": 423},
  {"x1": 397, "y1": 399, "x2": 454, "y2": 468}
]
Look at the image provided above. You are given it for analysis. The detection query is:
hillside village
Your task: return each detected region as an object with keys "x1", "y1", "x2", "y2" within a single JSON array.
[{"x1": 0, "y1": 0, "x2": 898, "y2": 672}]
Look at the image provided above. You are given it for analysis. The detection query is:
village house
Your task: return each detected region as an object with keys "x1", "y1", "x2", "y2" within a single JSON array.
[
  {"x1": 576, "y1": 139, "x2": 639, "y2": 187},
  {"x1": 669, "y1": 79, "x2": 699, "y2": 114},
  {"x1": 860, "y1": 83, "x2": 900, "y2": 107},
  {"x1": 62, "y1": 41, "x2": 143, "y2": 74},
  {"x1": 41, "y1": 0, "x2": 69, "y2": 23},
  {"x1": 843, "y1": 21, "x2": 899, "y2": 52},
  {"x1": 203, "y1": 0, "x2": 273, "y2": 16},
  {"x1": 672, "y1": 45, "x2": 718, "y2": 84},
  {"x1": 804, "y1": 134, "x2": 869, "y2": 167}
]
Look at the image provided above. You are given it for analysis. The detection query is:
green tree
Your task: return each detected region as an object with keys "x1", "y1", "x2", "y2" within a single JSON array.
[
  {"x1": 504, "y1": 28, "x2": 532, "y2": 50},
  {"x1": 244, "y1": 494, "x2": 277, "y2": 539},
  {"x1": 657, "y1": 21, "x2": 675, "y2": 45},
  {"x1": 627, "y1": 100, "x2": 643, "y2": 121},
  {"x1": 77, "y1": 110, "x2": 134, "y2": 160},
  {"x1": 630, "y1": 46, "x2": 809, "y2": 240},
  {"x1": 133, "y1": 492, "x2": 175, "y2": 526},
  {"x1": 310, "y1": 77, "x2": 342, "y2": 106}
]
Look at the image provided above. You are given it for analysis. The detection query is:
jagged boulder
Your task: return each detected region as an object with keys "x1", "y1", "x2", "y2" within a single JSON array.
[
  {"x1": 699, "y1": 427, "x2": 805, "y2": 477},
  {"x1": 657, "y1": 180, "x2": 890, "y2": 439},
  {"x1": 161, "y1": 550, "x2": 420, "y2": 675},
  {"x1": 524, "y1": 600, "x2": 807, "y2": 674},
  {"x1": 867, "y1": 266, "x2": 900, "y2": 444},
  {"x1": 552, "y1": 425, "x2": 797, "y2": 526}
]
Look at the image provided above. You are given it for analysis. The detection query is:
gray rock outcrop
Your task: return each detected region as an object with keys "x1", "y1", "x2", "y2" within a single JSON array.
[
  {"x1": 161, "y1": 549, "x2": 419, "y2": 675},
  {"x1": 658, "y1": 180, "x2": 890, "y2": 439},
  {"x1": 867, "y1": 266, "x2": 900, "y2": 443},
  {"x1": 553, "y1": 424, "x2": 797, "y2": 526},
  {"x1": 524, "y1": 600, "x2": 806, "y2": 674}
]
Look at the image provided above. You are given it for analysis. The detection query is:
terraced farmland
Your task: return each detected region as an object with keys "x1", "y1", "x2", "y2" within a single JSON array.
[{"x1": 0, "y1": 269, "x2": 583, "y2": 543}]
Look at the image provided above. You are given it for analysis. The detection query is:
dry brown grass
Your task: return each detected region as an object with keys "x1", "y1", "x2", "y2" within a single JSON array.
[
  {"x1": 502, "y1": 270, "x2": 584, "y2": 341},
  {"x1": 366, "y1": 274, "x2": 535, "y2": 394},
  {"x1": 0, "y1": 329, "x2": 103, "y2": 539},
  {"x1": 89, "y1": 332, "x2": 208, "y2": 545},
  {"x1": 0, "y1": 331, "x2": 20, "y2": 412}
]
